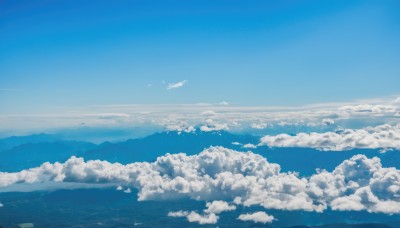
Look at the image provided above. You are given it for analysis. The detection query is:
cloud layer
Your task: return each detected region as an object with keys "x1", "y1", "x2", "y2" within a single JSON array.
[
  {"x1": 0, "y1": 147, "x2": 399, "y2": 224},
  {"x1": 260, "y1": 124, "x2": 400, "y2": 151},
  {"x1": 2, "y1": 96, "x2": 399, "y2": 138}
]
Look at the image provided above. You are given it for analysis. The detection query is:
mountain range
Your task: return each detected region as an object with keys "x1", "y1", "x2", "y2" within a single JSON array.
[{"x1": 0, "y1": 130, "x2": 399, "y2": 175}]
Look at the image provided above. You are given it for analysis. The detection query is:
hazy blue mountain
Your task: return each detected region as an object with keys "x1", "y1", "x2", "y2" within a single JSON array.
[
  {"x1": 0, "y1": 133, "x2": 59, "y2": 152},
  {"x1": 0, "y1": 141, "x2": 96, "y2": 172},
  {"x1": 83, "y1": 130, "x2": 259, "y2": 163},
  {"x1": 250, "y1": 147, "x2": 400, "y2": 175},
  {"x1": 0, "y1": 130, "x2": 398, "y2": 176}
]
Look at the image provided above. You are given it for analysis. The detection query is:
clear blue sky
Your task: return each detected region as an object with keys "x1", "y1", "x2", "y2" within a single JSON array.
[{"x1": 1, "y1": 0, "x2": 400, "y2": 114}]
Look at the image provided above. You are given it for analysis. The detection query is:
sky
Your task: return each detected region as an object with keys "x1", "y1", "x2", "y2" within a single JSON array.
[
  {"x1": 1, "y1": 2, "x2": 400, "y2": 223},
  {"x1": 1, "y1": 0, "x2": 400, "y2": 137},
  {"x1": 1, "y1": 0, "x2": 400, "y2": 113}
]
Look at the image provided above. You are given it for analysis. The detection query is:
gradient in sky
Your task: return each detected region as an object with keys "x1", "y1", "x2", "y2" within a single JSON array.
[{"x1": 1, "y1": 0, "x2": 400, "y2": 114}]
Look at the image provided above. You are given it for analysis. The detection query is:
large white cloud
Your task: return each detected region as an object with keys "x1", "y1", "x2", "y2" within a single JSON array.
[
  {"x1": 260, "y1": 124, "x2": 400, "y2": 151},
  {"x1": 0, "y1": 147, "x2": 399, "y2": 224}
]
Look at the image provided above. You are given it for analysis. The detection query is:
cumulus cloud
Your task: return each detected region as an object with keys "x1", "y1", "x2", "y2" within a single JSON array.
[
  {"x1": 260, "y1": 124, "x2": 400, "y2": 151},
  {"x1": 168, "y1": 210, "x2": 218, "y2": 224},
  {"x1": 168, "y1": 210, "x2": 189, "y2": 217},
  {"x1": 165, "y1": 121, "x2": 195, "y2": 134},
  {"x1": 123, "y1": 188, "x2": 132, "y2": 193},
  {"x1": 237, "y1": 211, "x2": 275, "y2": 223},
  {"x1": 167, "y1": 201, "x2": 232, "y2": 225},
  {"x1": 187, "y1": 211, "x2": 218, "y2": 224},
  {"x1": 200, "y1": 119, "x2": 229, "y2": 132},
  {"x1": 0, "y1": 147, "x2": 399, "y2": 225},
  {"x1": 242, "y1": 143, "x2": 257, "y2": 149},
  {"x1": 167, "y1": 80, "x2": 187, "y2": 90},
  {"x1": 251, "y1": 123, "x2": 268, "y2": 129},
  {"x1": 204, "y1": 200, "x2": 236, "y2": 214},
  {"x1": 322, "y1": 118, "x2": 335, "y2": 126}
]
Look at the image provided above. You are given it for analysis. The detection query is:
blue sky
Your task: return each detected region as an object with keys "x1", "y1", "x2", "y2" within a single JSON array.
[{"x1": 1, "y1": 0, "x2": 400, "y2": 114}]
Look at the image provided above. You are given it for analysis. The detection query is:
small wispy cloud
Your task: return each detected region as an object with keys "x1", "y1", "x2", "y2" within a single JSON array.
[{"x1": 167, "y1": 80, "x2": 187, "y2": 90}]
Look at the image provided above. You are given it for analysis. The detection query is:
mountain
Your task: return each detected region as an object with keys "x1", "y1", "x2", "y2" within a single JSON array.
[
  {"x1": 0, "y1": 133, "x2": 59, "y2": 152},
  {"x1": 0, "y1": 140, "x2": 96, "y2": 172},
  {"x1": 0, "y1": 130, "x2": 398, "y2": 176},
  {"x1": 251, "y1": 147, "x2": 400, "y2": 175},
  {"x1": 83, "y1": 130, "x2": 259, "y2": 163}
]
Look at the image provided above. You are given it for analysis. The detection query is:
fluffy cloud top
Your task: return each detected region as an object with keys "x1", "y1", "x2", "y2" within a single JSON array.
[
  {"x1": 168, "y1": 210, "x2": 218, "y2": 224},
  {"x1": 242, "y1": 143, "x2": 257, "y2": 149},
  {"x1": 167, "y1": 200, "x2": 235, "y2": 224},
  {"x1": 251, "y1": 123, "x2": 268, "y2": 129},
  {"x1": 0, "y1": 147, "x2": 399, "y2": 224},
  {"x1": 167, "y1": 80, "x2": 187, "y2": 90},
  {"x1": 204, "y1": 200, "x2": 236, "y2": 214},
  {"x1": 237, "y1": 211, "x2": 275, "y2": 223},
  {"x1": 260, "y1": 124, "x2": 400, "y2": 151},
  {"x1": 164, "y1": 121, "x2": 195, "y2": 133},
  {"x1": 186, "y1": 211, "x2": 218, "y2": 224},
  {"x1": 200, "y1": 119, "x2": 229, "y2": 132},
  {"x1": 322, "y1": 118, "x2": 335, "y2": 126}
]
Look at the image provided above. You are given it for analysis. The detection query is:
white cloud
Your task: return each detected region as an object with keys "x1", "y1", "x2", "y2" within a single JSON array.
[
  {"x1": 260, "y1": 124, "x2": 400, "y2": 151},
  {"x1": 339, "y1": 104, "x2": 397, "y2": 114},
  {"x1": 242, "y1": 143, "x2": 257, "y2": 149},
  {"x1": 168, "y1": 210, "x2": 189, "y2": 217},
  {"x1": 200, "y1": 119, "x2": 229, "y2": 132},
  {"x1": 200, "y1": 111, "x2": 216, "y2": 117},
  {"x1": 237, "y1": 211, "x2": 275, "y2": 224},
  {"x1": 0, "y1": 146, "x2": 399, "y2": 223},
  {"x1": 3, "y1": 95, "x2": 400, "y2": 137},
  {"x1": 168, "y1": 202, "x2": 229, "y2": 225},
  {"x1": 219, "y1": 101, "x2": 229, "y2": 106},
  {"x1": 232, "y1": 142, "x2": 242, "y2": 146},
  {"x1": 259, "y1": 124, "x2": 400, "y2": 151},
  {"x1": 165, "y1": 121, "x2": 195, "y2": 134},
  {"x1": 251, "y1": 123, "x2": 268, "y2": 129},
  {"x1": 322, "y1": 118, "x2": 335, "y2": 126},
  {"x1": 167, "y1": 80, "x2": 187, "y2": 90},
  {"x1": 123, "y1": 188, "x2": 132, "y2": 193},
  {"x1": 187, "y1": 211, "x2": 218, "y2": 224},
  {"x1": 95, "y1": 113, "x2": 130, "y2": 119},
  {"x1": 204, "y1": 200, "x2": 236, "y2": 214}
]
